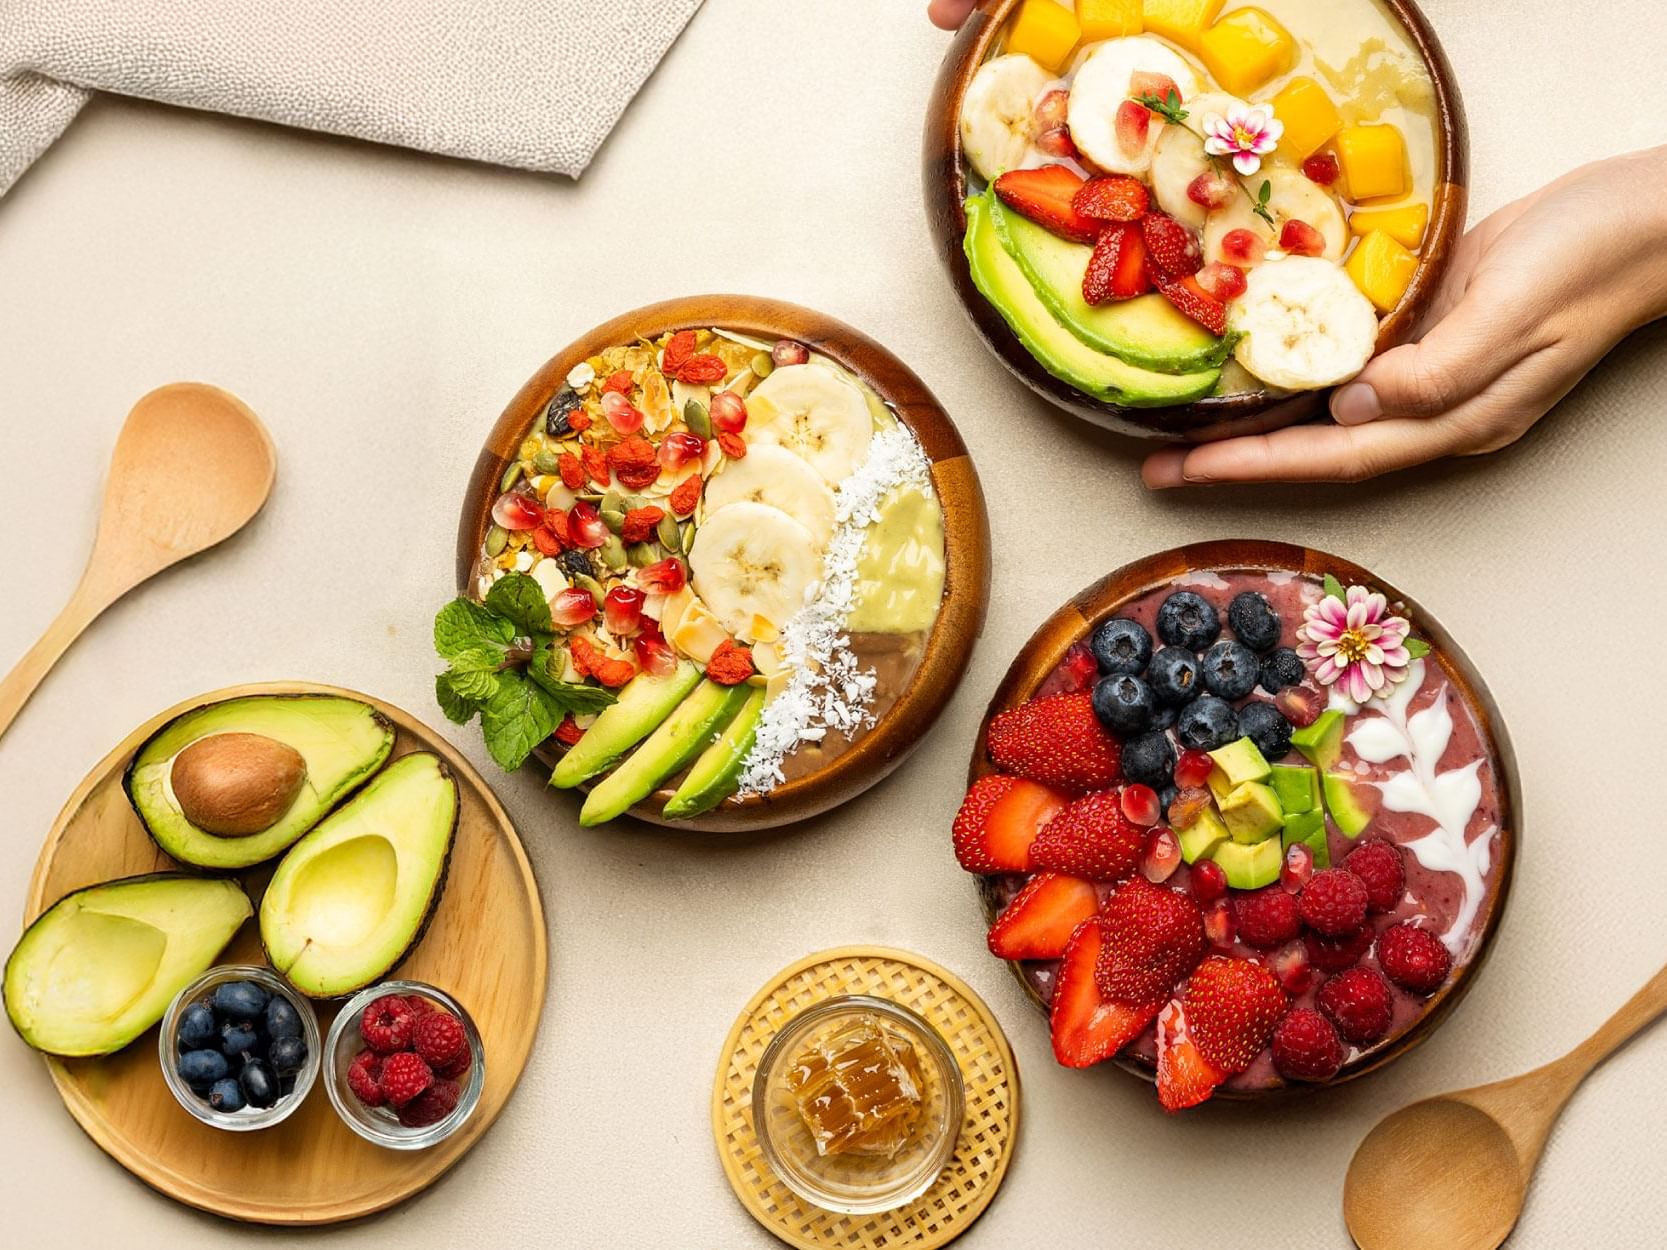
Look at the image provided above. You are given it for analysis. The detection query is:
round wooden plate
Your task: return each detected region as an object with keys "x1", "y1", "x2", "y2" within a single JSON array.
[
  {"x1": 967, "y1": 540, "x2": 1518, "y2": 1097},
  {"x1": 456, "y1": 295, "x2": 992, "y2": 833},
  {"x1": 922, "y1": 0, "x2": 1470, "y2": 441},
  {"x1": 21, "y1": 682, "x2": 548, "y2": 1224}
]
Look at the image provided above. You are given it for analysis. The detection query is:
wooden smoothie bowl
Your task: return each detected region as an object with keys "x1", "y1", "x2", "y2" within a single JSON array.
[
  {"x1": 967, "y1": 539, "x2": 1518, "y2": 1098},
  {"x1": 458, "y1": 295, "x2": 992, "y2": 833},
  {"x1": 922, "y1": 0, "x2": 1470, "y2": 442}
]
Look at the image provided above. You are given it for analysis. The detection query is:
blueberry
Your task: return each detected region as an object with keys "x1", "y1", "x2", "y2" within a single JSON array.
[
  {"x1": 1257, "y1": 648, "x2": 1303, "y2": 693},
  {"x1": 178, "y1": 1049, "x2": 229, "y2": 1090},
  {"x1": 1201, "y1": 640, "x2": 1259, "y2": 701},
  {"x1": 1155, "y1": 592, "x2": 1220, "y2": 650},
  {"x1": 1159, "y1": 784, "x2": 1178, "y2": 816},
  {"x1": 268, "y1": 1035, "x2": 307, "y2": 1077},
  {"x1": 1239, "y1": 701, "x2": 1294, "y2": 760},
  {"x1": 1149, "y1": 702, "x2": 1178, "y2": 732},
  {"x1": 264, "y1": 997, "x2": 302, "y2": 1041},
  {"x1": 1092, "y1": 674, "x2": 1155, "y2": 735},
  {"x1": 221, "y1": 1022, "x2": 260, "y2": 1058},
  {"x1": 1122, "y1": 731, "x2": 1177, "y2": 788},
  {"x1": 1148, "y1": 647, "x2": 1202, "y2": 707},
  {"x1": 1227, "y1": 591, "x2": 1282, "y2": 652},
  {"x1": 178, "y1": 1003, "x2": 217, "y2": 1051},
  {"x1": 208, "y1": 1078, "x2": 246, "y2": 1113},
  {"x1": 1176, "y1": 696, "x2": 1239, "y2": 751},
  {"x1": 1090, "y1": 618, "x2": 1152, "y2": 676},
  {"x1": 559, "y1": 549, "x2": 594, "y2": 580},
  {"x1": 240, "y1": 1059, "x2": 279, "y2": 1109},
  {"x1": 212, "y1": 981, "x2": 267, "y2": 1021}
]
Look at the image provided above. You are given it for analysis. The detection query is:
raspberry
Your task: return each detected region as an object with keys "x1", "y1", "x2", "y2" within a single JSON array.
[
  {"x1": 1299, "y1": 869, "x2": 1370, "y2": 936},
  {"x1": 404, "y1": 995, "x2": 437, "y2": 1018},
  {"x1": 1272, "y1": 1008, "x2": 1346, "y2": 1081},
  {"x1": 412, "y1": 1011, "x2": 469, "y2": 1070},
  {"x1": 360, "y1": 994, "x2": 417, "y2": 1054},
  {"x1": 1345, "y1": 840, "x2": 1406, "y2": 913},
  {"x1": 397, "y1": 1077, "x2": 461, "y2": 1128},
  {"x1": 1305, "y1": 926, "x2": 1373, "y2": 973},
  {"x1": 1234, "y1": 887, "x2": 1302, "y2": 948},
  {"x1": 435, "y1": 1048, "x2": 473, "y2": 1080},
  {"x1": 1377, "y1": 923, "x2": 1452, "y2": 994},
  {"x1": 1319, "y1": 966, "x2": 1395, "y2": 1045},
  {"x1": 378, "y1": 1051, "x2": 434, "y2": 1108},
  {"x1": 347, "y1": 1049, "x2": 385, "y2": 1106}
]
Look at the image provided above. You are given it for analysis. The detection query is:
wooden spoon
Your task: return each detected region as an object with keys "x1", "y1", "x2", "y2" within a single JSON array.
[
  {"x1": 0, "y1": 383, "x2": 275, "y2": 739},
  {"x1": 1344, "y1": 961, "x2": 1667, "y2": 1249}
]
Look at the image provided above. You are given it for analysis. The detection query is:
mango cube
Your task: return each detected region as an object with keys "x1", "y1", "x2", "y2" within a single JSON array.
[
  {"x1": 1197, "y1": 8, "x2": 1293, "y2": 97},
  {"x1": 1268, "y1": 76, "x2": 1341, "y2": 161},
  {"x1": 1335, "y1": 124, "x2": 1408, "y2": 201},
  {"x1": 1142, "y1": 0, "x2": 1224, "y2": 52},
  {"x1": 1006, "y1": 0, "x2": 1081, "y2": 74},
  {"x1": 1346, "y1": 230, "x2": 1418, "y2": 312},
  {"x1": 1349, "y1": 202, "x2": 1429, "y2": 250},
  {"x1": 1077, "y1": 0, "x2": 1142, "y2": 40}
]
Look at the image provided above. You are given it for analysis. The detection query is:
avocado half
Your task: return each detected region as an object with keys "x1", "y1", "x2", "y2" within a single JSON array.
[
  {"x1": 259, "y1": 751, "x2": 459, "y2": 998},
  {"x1": 125, "y1": 694, "x2": 396, "y2": 871},
  {"x1": 4, "y1": 873, "x2": 252, "y2": 1056}
]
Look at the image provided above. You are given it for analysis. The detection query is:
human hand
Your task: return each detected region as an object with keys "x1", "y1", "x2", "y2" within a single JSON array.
[
  {"x1": 927, "y1": 0, "x2": 978, "y2": 31},
  {"x1": 1143, "y1": 145, "x2": 1667, "y2": 487}
]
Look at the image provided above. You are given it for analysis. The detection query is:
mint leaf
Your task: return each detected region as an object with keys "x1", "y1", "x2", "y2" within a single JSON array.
[
  {"x1": 1323, "y1": 574, "x2": 1346, "y2": 602},
  {"x1": 551, "y1": 683, "x2": 618, "y2": 714},
  {"x1": 449, "y1": 644, "x2": 510, "y2": 675},
  {"x1": 1405, "y1": 638, "x2": 1431, "y2": 659},
  {"x1": 445, "y1": 666, "x2": 501, "y2": 703},
  {"x1": 484, "y1": 572, "x2": 552, "y2": 637},
  {"x1": 435, "y1": 673, "x2": 483, "y2": 725},
  {"x1": 435, "y1": 597, "x2": 513, "y2": 659},
  {"x1": 480, "y1": 672, "x2": 563, "y2": 771},
  {"x1": 525, "y1": 644, "x2": 569, "y2": 696}
]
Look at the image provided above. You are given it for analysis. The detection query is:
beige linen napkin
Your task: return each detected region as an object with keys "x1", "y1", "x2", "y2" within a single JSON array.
[{"x1": 0, "y1": 0, "x2": 704, "y2": 196}]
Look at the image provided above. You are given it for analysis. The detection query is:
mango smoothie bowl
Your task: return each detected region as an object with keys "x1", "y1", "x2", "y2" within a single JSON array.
[
  {"x1": 448, "y1": 296, "x2": 990, "y2": 832},
  {"x1": 924, "y1": 0, "x2": 1468, "y2": 440}
]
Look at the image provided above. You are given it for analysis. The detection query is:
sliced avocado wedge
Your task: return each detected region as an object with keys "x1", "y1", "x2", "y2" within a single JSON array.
[
  {"x1": 1211, "y1": 837, "x2": 1282, "y2": 890},
  {"x1": 993, "y1": 201, "x2": 1232, "y2": 373},
  {"x1": 964, "y1": 193, "x2": 1221, "y2": 408},
  {"x1": 663, "y1": 687, "x2": 766, "y2": 820},
  {"x1": 1291, "y1": 709, "x2": 1346, "y2": 771},
  {"x1": 1177, "y1": 806, "x2": 1230, "y2": 864},
  {"x1": 125, "y1": 694, "x2": 395, "y2": 871},
  {"x1": 1323, "y1": 772, "x2": 1378, "y2": 838},
  {"x1": 580, "y1": 681, "x2": 752, "y2": 826},
  {"x1": 551, "y1": 662, "x2": 702, "y2": 789},
  {"x1": 260, "y1": 752, "x2": 458, "y2": 998},
  {"x1": 4, "y1": 874, "x2": 251, "y2": 1056}
]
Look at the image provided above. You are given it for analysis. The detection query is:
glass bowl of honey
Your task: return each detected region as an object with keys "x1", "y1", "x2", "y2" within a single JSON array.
[{"x1": 751, "y1": 995, "x2": 964, "y2": 1214}]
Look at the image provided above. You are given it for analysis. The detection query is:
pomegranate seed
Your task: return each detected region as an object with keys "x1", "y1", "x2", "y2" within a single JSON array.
[
  {"x1": 603, "y1": 586, "x2": 645, "y2": 636},
  {"x1": 772, "y1": 340, "x2": 809, "y2": 368},
  {"x1": 1035, "y1": 127, "x2": 1079, "y2": 160},
  {"x1": 1121, "y1": 783, "x2": 1160, "y2": 827},
  {"x1": 1282, "y1": 843, "x2": 1315, "y2": 892},
  {"x1": 1115, "y1": 101, "x2": 1150, "y2": 158},
  {"x1": 658, "y1": 431, "x2": 706, "y2": 470},
  {"x1": 709, "y1": 390, "x2": 748, "y2": 433},
  {"x1": 1190, "y1": 860, "x2": 1227, "y2": 903},
  {"x1": 1174, "y1": 749, "x2": 1215, "y2": 790},
  {"x1": 637, "y1": 557, "x2": 687, "y2": 596},
  {"x1": 550, "y1": 588, "x2": 597, "y2": 628},
  {"x1": 600, "y1": 390, "x2": 645, "y2": 434},
  {"x1": 1140, "y1": 828, "x2": 1182, "y2": 883},
  {"x1": 1166, "y1": 786, "x2": 1212, "y2": 830},
  {"x1": 1280, "y1": 219, "x2": 1326, "y2": 257},
  {"x1": 1302, "y1": 153, "x2": 1340, "y2": 186},
  {"x1": 633, "y1": 630, "x2": 678, "y2": 677},
  {"x1": 1221, "y1": 228, "x2": 1267, "y2": 266},
  {"x1": 1271, "y1": 941, "x2": 1313, "y2": 995},
  {"x1": 1196, "y1": 262, "x2": 1247, "y2": 303},
  {"x1": 1186, "y1": 169, "x2": 1235, "y2": 211},
  {"x1": 1203, "y1": 899, "x2": 1236, "y2": 949},
  {"x1": 491, "y1": 490, "x2": 544, "y2": 532},
  {"x1": 1033, "y1": 88, "x2": 1069, "y2": 132},
  {"x1": 1128, "y1": 71, "x2": 1179, "y2": 104},
  {"x1": 1275, "y1": 685, "x2": 1325, "y2": 727},
  {"x1": 1056, "y1": 642, "x2": 1099, "y2": 694},
  {"x1": 567, "y1": 501, "x2": 609, "y2": 550}
]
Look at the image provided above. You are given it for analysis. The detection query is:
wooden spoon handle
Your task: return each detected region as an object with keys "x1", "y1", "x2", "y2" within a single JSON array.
[
  {"x1": 0, "y1": 581, "x2": 109, "y2": 741},
  {"x1": 1564, "y1": 961, "x2": 1667, "y2": 1078}
]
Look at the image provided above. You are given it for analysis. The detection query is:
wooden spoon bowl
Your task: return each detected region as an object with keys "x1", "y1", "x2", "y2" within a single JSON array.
[
  {"x1": 921, "y1": 0, "x2": 1470, "y2": 442},
  {"x1": 458, "y1": 295, "x2": 991, "y2": 833}
]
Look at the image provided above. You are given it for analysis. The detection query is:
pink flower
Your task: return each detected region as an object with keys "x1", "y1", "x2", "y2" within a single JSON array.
[
  {"x1": 1296, "y1": 584, "x2": 1412, "y2": 704},
  {"x1": 1202, "y1": 103, "x2": 1284, "y2": 176}
]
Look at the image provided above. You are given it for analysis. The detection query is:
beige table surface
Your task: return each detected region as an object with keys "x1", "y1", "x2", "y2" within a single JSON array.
[{"x1": 2, "y1": 1, "x2": 1665, "y2": 1246}]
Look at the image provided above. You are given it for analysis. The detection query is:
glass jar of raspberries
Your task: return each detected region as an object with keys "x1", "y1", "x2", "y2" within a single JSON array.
[{"x1": 323, "y1": 980, "x2": 485, "y2": 1149}]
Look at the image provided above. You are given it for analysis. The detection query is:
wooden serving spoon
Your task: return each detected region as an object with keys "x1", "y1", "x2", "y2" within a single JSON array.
[
  {"x1": 0, "y1": 383, "x2": 275, "y2": 740},
  {"x1": 1344, "y1": 961, "x2": 1667, "y2": 1249}
]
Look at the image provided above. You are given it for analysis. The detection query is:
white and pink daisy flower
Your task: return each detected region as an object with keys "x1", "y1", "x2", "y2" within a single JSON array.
[
  {"x1": 1296, "y1": 584, "x2": 1413, "y2": 704},
  {"x1": 1202, "y1": 103, "x2": 1284, "y2": 176}
]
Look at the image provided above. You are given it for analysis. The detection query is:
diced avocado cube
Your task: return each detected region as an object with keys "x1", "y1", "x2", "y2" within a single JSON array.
[
  {"x1": 1322, "y1": 772, "x2": 1377, "y2": 838},
  {"x1": 1208, "y1": 767, "x2": 1235, "y2": 804},
  {"x1": 1219, "y1": 781, "x2": 1284, "y2": 844},
  {"x1": 1211, "y1": 837, "x2": 1282, "y2": 890},
  {"x1": 1208, "y1": 737, "x2": 1272, "y2": 791},
  {"x1": 1270, "y1": 764, "x2": 1320, "y2": 814},
  {"x1": 1281, "y1": 809, "x2": 1330, "y2": 869},
  {"x1": 1291, "y1": 709, "x2": 1345, "y2": 771},
  {"x1": 1178, "y1": 806, "x2": 1230, "y2": 864}
]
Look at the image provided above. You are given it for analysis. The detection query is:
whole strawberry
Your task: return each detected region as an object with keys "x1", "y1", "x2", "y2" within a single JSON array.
[
  {"x1": 1319, "y1": 966, "x2": 1395, "y2": 1046},
  {"x1": 378, "y1": 1050, "x2": 434, "y2": 1108},
  {"x1": 1377, "y1": 923, "x2": 1452, "y2": 994},
  {"x1": 1182, "y1": 956, "x2": 1287, "y2": 1074},
  {"x1": 397, "y1": 1077, "x2": 461, "y2": 1128},
  {"x1": 1345, "y1": 841, "x2": 1406, "y2": 913},
  {"x1": 1272, "y1": 1008, "x2": 1346, "y2": 1082},
  {"x1": 412, "y1": 1011, "x2": 469, "y2": 1071},
  {"x1": 1234, "y1": 887, "x2": 1302, "y2": 948},
  {"x1": 360, "y1": 993, "x2": 417, "y2": 1054},
  {"x1": 1095, "y1": 876, "x2": 1206, "y2": 1005},
  {"x1": 987, "y1": 692, "x2": 1122, "y2": 792},
  {"x1": 1300, "y1": 869, "x2": 1370, "y2": 936},
  {"x1": 1031, "y1": 790, "x2": 1146, "y2": 881}
]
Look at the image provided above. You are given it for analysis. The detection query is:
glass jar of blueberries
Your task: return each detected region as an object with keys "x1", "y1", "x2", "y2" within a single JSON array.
[{"x1": 160, "y1": 965, "x2": 320, "y2": 1131}]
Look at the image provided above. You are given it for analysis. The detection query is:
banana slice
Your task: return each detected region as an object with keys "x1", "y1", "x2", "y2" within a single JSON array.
[
  {"x1": 704, "y1": 444, "x2": 837, "y2": 548},
  {"x1": 689, "y1": 501, "x2": 823, "y2": 636},
  {"x1": 1203, "y1": 188, "x2": 1276, "y2": 266},
  {"x1": 1239, "y1": 166, "x2": 1348, "y2": 260},
  {"x1": 1229, "y1": 256, "x2": 1379, "y2": 391},
  {"x1": 1067, "y1": 37, "x2": 1200, "y2": 176},
  {"x1": 745, "y1": 364, "x2": 873, "y2": 486},
  {"x1": 960, "y1": 54, "x2": 1052, "y2": 182},
  {"x1": 1150, "y1": 125, "x2": 1212, "y2": 229}
]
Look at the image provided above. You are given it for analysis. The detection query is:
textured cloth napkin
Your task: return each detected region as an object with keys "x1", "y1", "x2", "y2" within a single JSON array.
[{"x1": 0, "y1": 0, "x2": 704, "y2": 196}]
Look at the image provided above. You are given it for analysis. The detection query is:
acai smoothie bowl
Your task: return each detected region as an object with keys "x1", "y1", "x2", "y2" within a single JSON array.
[
  {"x1": 923, "y1": 0, "x2": 1467, "y2": 440},
  {"x1": 950, "y1": 541, "x2": 1516, "y2": 1108},
  {"x1": 447, "y1": 297, "x2": 990, "y2": 832}
]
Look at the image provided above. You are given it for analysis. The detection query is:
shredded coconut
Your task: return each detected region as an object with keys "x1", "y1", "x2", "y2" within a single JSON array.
[{"x1": 736, "y1": 421, "x2": 932, "y2": 795}]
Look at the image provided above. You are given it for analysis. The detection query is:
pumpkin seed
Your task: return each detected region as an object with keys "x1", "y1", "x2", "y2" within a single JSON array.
[
  {"x1": 601, "y1": 508, "x2": 626, "y2": 533},
  {"x1": 500, "y1": 462, "x2": 524, "y2": 491},
  {"x1": 751, "y1": 351, "x2": 774, "y2": 379},
  {"x1": 484, "y1": 525, "x2": 508, "y2": 557},
  {"x1": 627, "y1": 542, "x2": 659, "y2": 568},
  {"x1": 533, "y1": 450, "x2": 561, "y2": 475},
  {"x1": 601, "y1": 489, "x2": 624, "y2": 514},
  {"x1": 681, "y1": 522, "x2": 695, "y2": 555},
  {"x1": 576, "y1": 573, "x2": 607, "y2": 601},
  {"x1": 598, "y1": 537, "x2": 628, "y2": 572},
  {"x1": 657, "y1": 514, "x2": 682, "y2": 550},
  {"x1": 684, "y1": 398, "x2": 712, "y2": 439}
]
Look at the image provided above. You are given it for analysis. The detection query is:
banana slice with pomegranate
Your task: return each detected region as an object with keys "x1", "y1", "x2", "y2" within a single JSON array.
[
  {"x1": 745, "y1": 364, "x2": 873, "y2": 486},
  {"x1": 1150, "y1": 125, "x2": 1213, "y2": 229},
  {"x1": 688, "y1": 501, "x2": 823, "y2": 636},
  {"x1": 1202, "y1": 189, "x2": 1276, "y2": 267},
  {"x1": 1241, "y1": 166, "x2": 1348, "y2": 260},
  {"x1": 703, "y1": 444, "x2": 837, "y2": 549},
  {"x1": 1067, "y1": 37, "x2": 1200, "y2": 176},
  {"x1": 1229, "y1": 257, "x2": 1379, "y2": 391},
  {"x1": 961, "y1": 54, "x2": 1052, "y2": 182}
]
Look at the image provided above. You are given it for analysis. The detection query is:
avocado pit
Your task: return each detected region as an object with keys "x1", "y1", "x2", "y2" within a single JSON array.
[{"x1": 171, "y1": 732, "x2": 306, "y2": 836}]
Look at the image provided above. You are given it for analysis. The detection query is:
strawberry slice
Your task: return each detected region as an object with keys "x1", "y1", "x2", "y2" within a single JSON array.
[
  {"x1": 1140, "y1": 211, "x2": 1203, "y2": 278},
  {"x1": 1072, "y1": 175, "x2": 1150, "y2": 223},
  {"x1": 1082, "y1": 222, "x2": 1152, "y2": 306},
  {"x1": 1051, "y1": 918, "x2": 1156, "y2": 1069},
  {"x1": 993, "y1": 167, "x2": 1101, "y2": 245},
  {"x1": 952, "y1": 775, "x2": 1070, "y2": 875},
  {"x1": 987, "y1": 872, "x2": 1100, "y2": 960},
  {"x1": 1183, "y1": 955, "x2": 1288, "y2": 1074},
  {"x1": 1156, "y1": 1001, "x2": 1226, "y2": 1111},
  {"x1": 1094, "y1": 875, "x2": 1206, "y2": 1005},
  {"x1": 1158, "y1": 276, "x2": 1228, "y2": 336},
  {"x1": 1114, "y1": 100, "x2": 1151, "y2": 158},
  {"x1": 1031, "y1": 789, "x2": 1146, "y2": 881},
  {"x1": 1280, "y1": 219, "x2": 1326, "y2": 257}
]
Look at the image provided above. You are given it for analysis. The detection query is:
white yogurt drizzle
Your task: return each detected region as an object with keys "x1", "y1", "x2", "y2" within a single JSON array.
[
  {"x1": 1334, "y1": 659, "x2": 1495, "y2": 958},
  {"x1": 734, "y1": 422, "x2": 932, "y2": 796}
]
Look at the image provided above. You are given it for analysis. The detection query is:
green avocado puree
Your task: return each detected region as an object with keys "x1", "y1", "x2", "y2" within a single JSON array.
[{"x1": 847, "y1": 484, "x2": 945, "y2": 634}]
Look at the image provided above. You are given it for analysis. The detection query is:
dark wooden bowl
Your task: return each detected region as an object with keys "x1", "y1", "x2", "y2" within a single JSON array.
[
  {"x1": 968, "y1": 540, "x2": 1518, "y2": 1099},
  {"x1": 922, "y1": 0, "x2": 1470, "y2": 442},
  {"x1": 458, "y1": 295, "x2": 992, "y2": 833}
]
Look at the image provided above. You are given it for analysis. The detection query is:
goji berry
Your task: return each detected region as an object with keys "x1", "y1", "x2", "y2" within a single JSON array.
[
  {"x1": 582, "y1": 446, "x2": 611, "y2": 487},
  {"x1": 531, "y1": 525, "x2": 561, "y2": 556},
  {"x1": 668, "y1": 474, "x2": 701, "y2": 517},
  {"x1": 676, "y1": 354, "x2": 728, "y2": 385},
  {"x1": 602, "y1": 369, "x2": 634, "y2": 395},
  {"x1": 568, "y1": 636, "x2": 598, "y2": 678},
  {"x1": 608, "y1": 435, "x2": 662, "y2": 490},
  {"x1": 705, "y1": 640, "x2": 754, "y2": 686},
  {"x1": 717, "y1": 432, "x2": 747, "y2": 460},
  {"x1": 662, "y1": 330, "x2": 697, "y2": 372},
  {"x1": 553, "y1": 715, "x2": 584, "y2": 746},
  {"x1": 593, "y1": 656, "x2": 637, "y2": 687},
  {"x1": 620, "y1": 506, "x2": 665, "y2": 545},
  {"x1": 567, "y1": 410, "x2": 592, "y2": 432},
  {"x1": 558, "y1": 452, "x2": 584, "y2": 491}
]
